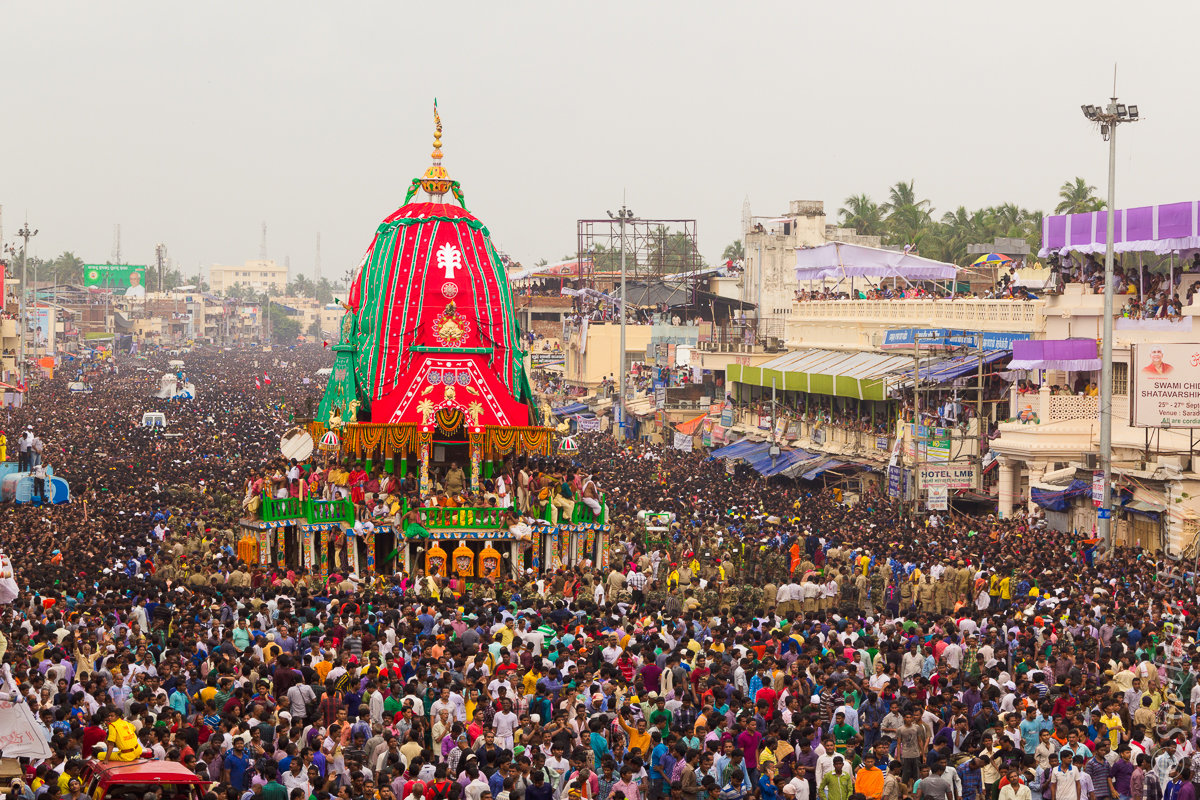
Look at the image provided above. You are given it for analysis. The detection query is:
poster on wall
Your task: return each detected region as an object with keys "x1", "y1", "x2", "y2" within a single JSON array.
[
  {"x1": 927, "y1": 486, "x2": 948, "y2": 511},
  {"x1": 32, "y1": 306, "x2": 55, "y2": 354},
  {"x1": 1131, "y1": 343, "x2": 1200, "y2": 428}
]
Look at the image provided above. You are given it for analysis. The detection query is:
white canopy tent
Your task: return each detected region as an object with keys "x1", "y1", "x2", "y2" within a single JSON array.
[{"x1": 794, "y1": 242, "x2": 959, "y2": 283}]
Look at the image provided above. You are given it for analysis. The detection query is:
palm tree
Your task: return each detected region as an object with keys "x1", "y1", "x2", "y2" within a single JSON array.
[
  {"x1": 721, "y1": 240, "x2": 745, "y2": 262},
  {"x1": 1056, "y1": 177, "x2": 1105, "y2": 214},
  {"x1": 881, "y1": 181, "x2": 933, "y2": 247},
  {"x1": 837, "y1": 194, "x2": 884, "y2": 237},
  {"x1": 51, "y1": 252, "x2": 86, "y2": 285},
  {"x1": 289, "y1": 274, "x2": 314, "y2": 298}
]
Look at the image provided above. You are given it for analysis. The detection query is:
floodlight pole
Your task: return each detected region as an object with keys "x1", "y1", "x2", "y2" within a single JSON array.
[
  {"x1": 1088, "y1": 92, "x2": 1139, "y2": 551},
  {"x1": 609, "y1": 205, "x2": 634, "y2": 438}
]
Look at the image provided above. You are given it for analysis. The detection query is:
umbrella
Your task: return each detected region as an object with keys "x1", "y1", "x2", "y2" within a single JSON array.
[
  {"x1": 318, "y1": 431, "x2": 341, "y2": 452},
  {"x1": 558, "y1": 436, "x2": 578, "y2": 453},
  {"x1": 970, "y1": 253, "x2": 1014, "y2": 268}
]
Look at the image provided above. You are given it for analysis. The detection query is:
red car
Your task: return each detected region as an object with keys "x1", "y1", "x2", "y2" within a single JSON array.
[{"x1": 80, "y1": 759, "x2": 210, "y2": 800}]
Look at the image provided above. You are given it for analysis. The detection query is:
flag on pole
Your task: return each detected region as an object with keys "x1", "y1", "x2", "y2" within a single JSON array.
[
  {"x1": 263, "y1": 373, "x2": 271, "y2": 385},
  {"x1": 255, "y1": 379, "x2": 261, "y2": 389}
]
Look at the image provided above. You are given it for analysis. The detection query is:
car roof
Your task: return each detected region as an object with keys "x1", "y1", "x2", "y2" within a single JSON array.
[{"x1": 84, "y1": 760, "x2": 207, "y2": 785}]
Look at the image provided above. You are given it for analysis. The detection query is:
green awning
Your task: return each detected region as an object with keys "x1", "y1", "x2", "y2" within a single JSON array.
[{"x1": 727, "y1": 349, "x2": 912, "y2": 401}]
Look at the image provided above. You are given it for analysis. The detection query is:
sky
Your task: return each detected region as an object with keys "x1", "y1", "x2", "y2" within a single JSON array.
[{"x1": 2, "y1": 1, "x2": 1197, "y2": 282}]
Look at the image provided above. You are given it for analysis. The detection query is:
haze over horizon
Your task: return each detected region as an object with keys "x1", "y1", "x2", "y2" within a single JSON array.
[{"x1": 3, "y1": 1, "x2": 1197, "y2": 282}]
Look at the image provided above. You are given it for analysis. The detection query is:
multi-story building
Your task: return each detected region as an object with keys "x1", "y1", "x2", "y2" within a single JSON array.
[
  {"x1": 717, "y1": 278, "x2": 1200, "y2": 555},
  {"x1": 742, "y1": 200, "x2": 882, "y2": 337},
  {"x1": 209, "y1": 259, "x2": 288, "y2": 294}
]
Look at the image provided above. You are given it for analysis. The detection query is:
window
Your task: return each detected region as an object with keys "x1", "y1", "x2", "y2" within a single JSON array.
[{"x1": 1113, "y1": 362, "x2": 1129, "y2": 395}]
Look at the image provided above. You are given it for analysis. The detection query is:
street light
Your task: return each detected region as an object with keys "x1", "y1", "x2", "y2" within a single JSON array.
[
  {"x1": 1082, "y1": 92, "x2": 1140, "y2": 551},
  {"x1": 14, "y1": 223, "x2": 37, "y2": 386},
  {"x1": 606, "y1": 205, "x2": 635, "y2": 438}
]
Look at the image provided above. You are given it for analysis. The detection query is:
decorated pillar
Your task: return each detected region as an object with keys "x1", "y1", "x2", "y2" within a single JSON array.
[
  {"x1": 365, "y1": 528, "x2": 376, "y2": 575},
  {"x1": 597, "y1": 525, "x2": 610, "y2": 570},
  {"x1": 319, "y1": 528, "x2": 330, "y2": 579},
  {"x1": 257, "y1": 531, "x2": 271, "y2": 566},
  {"x1": 302, "y1": 528, "x2": 314, "y2": 570},
  {"x1": 418, "y1": 431, "x2": 432, "y2": 498},
  {"x1": 469, "y1": 432, "x2": 484, "y2": 494},
  {"x1": 276, "y1": 528, "x2": 286, "y2": 570}
]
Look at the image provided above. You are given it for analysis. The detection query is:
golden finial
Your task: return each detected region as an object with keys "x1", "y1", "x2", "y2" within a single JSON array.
[
  {"x1": 419, "y1": 98, "x2": 452, "y2": 200},
  {"x1": 432, "y1": 98, "x2": 443, "y2": 160}
]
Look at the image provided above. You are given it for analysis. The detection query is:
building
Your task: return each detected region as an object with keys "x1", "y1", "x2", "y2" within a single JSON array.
[
  {"x1": 742, "y1": 200, "x2": 881, "y2": 338},
  {"x1": 208, "y1": 259, "x2": 288, "y2": 294}
]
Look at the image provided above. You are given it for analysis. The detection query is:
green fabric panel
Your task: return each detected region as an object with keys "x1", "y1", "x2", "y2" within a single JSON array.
[
  {"x1": 783, "y1": 371, "x2": 806, "y2": 392},
  {"x1": 861, "y1": 378, "x2": 885, "y2": 402},
  {"x1": 809, "y1": 373, "x2": 834, "y2": 395},
  {"x1": 318, "y1": 346, "x2": 361, "y2": 425},
  {"x1": 762, "y1": 369, "x2": 782, "y2": 390},
  {"x1": 727, "y1": 364, "x2": 743, "y2": 384},
  {"x1": 742, "y1": 367, "x2": 762, "y2": 386},
  {"x1": 377, "y1": 226, "x2": 408, "y2": 395},
  {"x1": 834, "y1": 375, "x2": 860, "y2": 399}
]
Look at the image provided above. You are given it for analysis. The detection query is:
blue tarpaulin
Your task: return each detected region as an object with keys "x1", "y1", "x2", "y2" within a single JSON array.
[
  {"x1": 552, "y1": 402, "x2": 589, "y2": 416},
  {"x1": 800, "y1": 458, "x2": 847, "y2": 481},
  {"x1": 708, "y1": 439, "x2": 763, "y2": 460},
  {"x1": 759, "y1": 449, "x2": 815, "y2": 477},
  {"x1": 1030, "y1": 479, "x2": 1089, "y2": 512},
  {"x1": 709, "y1": 441, "x2": 820, "y2": 478},
  {"x1": 916, "y1": 350, "x2": 1010, "y2": 383}
]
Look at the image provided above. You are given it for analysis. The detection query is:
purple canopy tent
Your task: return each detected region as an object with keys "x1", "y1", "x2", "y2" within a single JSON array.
[
  {"x1": 1039, "y1": 200, "x2": 1200, "y2": 257},
  {"x1": 1007, "y1": 339, "x2": 1101, "y2": 371},
  {"x1": 794, "y1": 242, "x2": 958, "y2": 282}
]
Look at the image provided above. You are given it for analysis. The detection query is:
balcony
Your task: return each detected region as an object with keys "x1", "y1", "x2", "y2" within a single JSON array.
[
  {"x1": 1008, "y1": 386, "x2": 1105, "y2": 426},
  {"x1": 790, "y1": 298, "x2": 1044, "y2": 332},
  {"x1": 258, "y1": 494, "x2": 355, "y2": 525}
]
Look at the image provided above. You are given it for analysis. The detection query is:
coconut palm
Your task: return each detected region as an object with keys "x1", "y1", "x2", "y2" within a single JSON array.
[
  {"x1": 837, "y1": 194, "x2": 885, "y2": 237},
  {"x1": 721, "y1": 240, "x2": 745, "y2": 262},
  {"x1": 51, "y1": 251, "x2": 86, "y2": 284},
  {"x1": 1055, "y1": 177, "x2": 1105, "y2": 214},
  {"x1": 880, "y1": 181, "x2": 934, "y2": 247}
]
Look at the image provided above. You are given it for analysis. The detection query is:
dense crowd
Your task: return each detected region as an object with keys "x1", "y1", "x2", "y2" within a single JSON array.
[{"x1": 2, "y1": 346, "x2": 1200, "y2": 800}]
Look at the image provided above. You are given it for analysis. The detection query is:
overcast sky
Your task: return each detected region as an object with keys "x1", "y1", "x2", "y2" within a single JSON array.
[{"x1": 2, "y1": 1, "x2": 1194, "y2": 282}]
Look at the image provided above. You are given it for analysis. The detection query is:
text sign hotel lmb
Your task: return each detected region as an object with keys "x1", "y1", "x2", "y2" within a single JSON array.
[{"x1": 1131, "y1": 343, "x2": 1200, "y2": 428}]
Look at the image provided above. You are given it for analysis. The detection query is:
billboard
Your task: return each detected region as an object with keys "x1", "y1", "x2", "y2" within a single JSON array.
[
  {"x1": 882, "y1": 328, "x2": 1030, "y2": 350},
  {"x1": 1131, "y1": 343, "x2": 1200, "y2": 428},
  {"x1": 31, "y1": 306, "x2": 55, "y2": 354},
  {"x1": 84, "y1": 265, "x2": 147, "y2": 296}
]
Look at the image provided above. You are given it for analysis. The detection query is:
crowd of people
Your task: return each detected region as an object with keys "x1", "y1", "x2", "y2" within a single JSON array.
[{"x1": 1, "y1": 344, "x2": 1199, "y2": 800}]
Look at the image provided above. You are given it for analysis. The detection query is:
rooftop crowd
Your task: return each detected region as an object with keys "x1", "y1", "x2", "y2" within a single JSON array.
[{"x1": 0, "y1": 346, "x2": 1197, "y2": 800}]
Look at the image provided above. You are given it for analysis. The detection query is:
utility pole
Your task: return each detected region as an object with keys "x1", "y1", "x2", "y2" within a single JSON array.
[
  {"x1": 607, "y1": 204, "x2": 635, "y2": 439},
  {"x1": 976, "y1": 339, "x2": 986, "y2": 493},
  {"x1": 155, "y1": 243, "x2": 166, "y2": 293},
  {"x1": 15, "y1": 222, "x2": 38, "y2": 385},
  {"x1": 912, "y1": 334, "x2": 923, "y2": 515},
  {"x1": 1081, "y1": 77, "x2": 1140, "y2": 550}
]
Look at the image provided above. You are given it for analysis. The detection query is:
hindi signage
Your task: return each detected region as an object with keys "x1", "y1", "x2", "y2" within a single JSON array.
[{"x1": 927, "y1": 486, "x2": 949, "y2": 510}]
